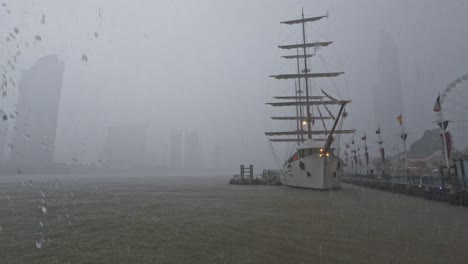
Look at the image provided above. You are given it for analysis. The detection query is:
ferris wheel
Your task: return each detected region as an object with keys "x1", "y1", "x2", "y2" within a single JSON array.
[{"x1": 438, "y1": 73, "x2": 468, "y2": 150}]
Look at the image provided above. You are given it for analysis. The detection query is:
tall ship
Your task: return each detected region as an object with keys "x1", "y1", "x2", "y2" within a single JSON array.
[{"x1": 265, "y1": 9, "x2": 355, "y2": 189}]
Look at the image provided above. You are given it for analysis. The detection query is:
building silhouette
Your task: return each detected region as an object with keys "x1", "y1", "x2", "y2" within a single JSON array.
[
  {"x1": 7, "y1": 55, "x2": 64, "y2": 173},
  {"x1": 170, "y1": 130, "x2": 201, "y2": 169}
]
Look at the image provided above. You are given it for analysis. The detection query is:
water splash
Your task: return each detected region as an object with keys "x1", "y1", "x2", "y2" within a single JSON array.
[{"x1": 41, "y1": 206, "x2": 47, "y2": 214}]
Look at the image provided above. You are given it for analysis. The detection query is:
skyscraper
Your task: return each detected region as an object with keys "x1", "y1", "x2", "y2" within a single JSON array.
[
  {"x1": 169, "y1": 130, "x2": 202, "y2": 169},
  {"x1": 7, "y1": 55, "x2": 64, "y2": 173}
]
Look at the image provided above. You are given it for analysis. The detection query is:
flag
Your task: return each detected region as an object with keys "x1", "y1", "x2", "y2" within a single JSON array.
[
  {"x1": 379, "y1": 147, "x2": 385, "y2": 163},
  {"x1": 400, "y1": 133, "x2": 408, "y2": 141},
  {"x1": 376, "y1": 126, "x2": 381, "y2": 134},
  {"x1": 396, "y1": 114, "x2": 403, "y2": 125},
  {"x1": 438, "y1": 120, "x2": 449, "y2": 131},
  {"x1": 361, "y1": 134, "x2": 367, "y2": 141},
  {"x1": 433, "y1": 95, "x2": 441, "y2": 112}
]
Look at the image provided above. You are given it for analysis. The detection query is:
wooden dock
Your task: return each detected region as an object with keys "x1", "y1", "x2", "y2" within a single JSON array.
[{"x1": 229, "y1": 165, "x2": 281, "y2": 185}]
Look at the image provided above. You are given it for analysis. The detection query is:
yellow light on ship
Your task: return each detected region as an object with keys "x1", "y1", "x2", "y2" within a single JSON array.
[
  {"x1": 326, "y1": 153, "x2": 330, "y2": 157},
  {"x1": 302, "y1": 120, "x2": 307, "y2": 125},
  {"x1": 320, "y1": 148, "x2": 323, "y2": 152}
]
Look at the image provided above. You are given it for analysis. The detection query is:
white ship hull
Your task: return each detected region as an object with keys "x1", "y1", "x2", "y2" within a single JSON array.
[{"x1": 282, "y1": 154, "x2": 343, "y2": 189}]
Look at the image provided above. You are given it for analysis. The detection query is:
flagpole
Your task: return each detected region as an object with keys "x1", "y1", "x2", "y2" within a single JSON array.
[
  {"x1": 398, "y1": 113, "x2": 409, "y2": 184},
  {"x1": 438, "y1": 92, "x2": 450, "y2": 169},
  {"x1": 377, "y1": 125, "x2": 385, "y2": 179},
  {"x1": 363, "y1": 134, "x2": 368, "y2": 176}
]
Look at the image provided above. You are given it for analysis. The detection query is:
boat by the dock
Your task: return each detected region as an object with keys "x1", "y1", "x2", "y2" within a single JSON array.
[{"x1": 265, "y1": 9, "x2": 354, "y2": 189}]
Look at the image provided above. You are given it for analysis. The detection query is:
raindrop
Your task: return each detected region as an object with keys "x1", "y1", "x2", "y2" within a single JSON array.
[
  {"x1": 9, "y1": 32, "x2": 15, "y2": 39},
  {"x1": 81, "y1": 54, "x2": 88, "y2": 62},
  {"x1": 28, "y1": 179, "x2": 32, "y2": 185},
  {"x1": 34, "y1": 35, "x2": 41, "y2": 41},
  {"x1": 2, "y1": 114, "x2": 7, "y2": 121},
  {"x1": 57, "y1": 214, "x2": 62, "y2": 221},
  {"x1": 25, "y1": 134, "x2": 31, "y2": 141},
  {"x1": 72, "y1": 157, "x2": 78, "y2": 163},
  {"x1": 8, "y1": 144, "x2": 13, "y2": 151},
  {"x1": 13, "y1": 27, "x2": 18, "y2": 34},
  {"x1": 40, "y1": 190, "x2": 46, "y2": 198},
  {"x1": 41, "y1": 13, "x2": 45, "y2": 24},
  {"x1": 94, "y1": 32, "x2": 99, "y2": 38},
  {"x1": 41, "y1": 206, "x2": 47, "y2": 214},
  {"x1": 35, "y1": 239, "x2": 44, "y2": 249},
  {"x1": 2, "y1": 91, "x2": 6, "y2": 98},
  {"x1": 0, "y1": 225, "x2": 3, "y2": 231},
  {"x1": 39, "y1": 221, "x2": 44, "y2": 227},
  {"x1": 41, "y1": 142, "x2": 46, "y2": 148},
  {"x1": 5, "y1": 36, "x2": 11, "y2": 42},
  {"x1": 17, "y1": 169, "x2": 23, "y2": 175}
]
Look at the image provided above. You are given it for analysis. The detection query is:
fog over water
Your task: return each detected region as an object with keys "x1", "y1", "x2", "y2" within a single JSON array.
[{"x1": 1, "y1": 0, "x2": 468, "y2": 172}]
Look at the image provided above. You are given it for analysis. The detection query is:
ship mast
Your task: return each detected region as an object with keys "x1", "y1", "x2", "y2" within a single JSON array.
[
  {"x1": 296, "y1": 48, "x2": 304, "y2": 142},
  {"x1": 301, "y1": 7, "x2": 312, "y2": 138},
  {"x1": 266, "y1": 9, "x2": 354, "y2": 146}
]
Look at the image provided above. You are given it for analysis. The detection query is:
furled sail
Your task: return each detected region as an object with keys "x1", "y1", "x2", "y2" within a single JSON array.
[
  {"x1": 267, "y1": 100, "x2": 351, "y2": 107},
  {"x1": 269, "y1": 138, "x2": 327, "y2": 142},
  {"x1": 280, "y1": 15, "x2": 327, "y2": 25},
  {"x1": 271, "y1": 116, "x2": 332, "y2": 120},
  {"x1": 270, "y1": 72, "x2": 344, "y2": 79},
  {"x1": 279, "y1": 41, "x2": 332, "y2": 50},
  {"x1": 282, "y1": 54, "x2": 313, "y2": 59},
  {"x1": 273, "y1": 96, "x2": 324, "y2": 100},
  {"x1": 265, "y1": 129, "x2": 356, "y2": 136}
]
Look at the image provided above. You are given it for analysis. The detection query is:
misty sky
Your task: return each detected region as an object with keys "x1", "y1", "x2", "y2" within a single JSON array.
[{"x1": 1, "y1": 0, "x2": 468, "y2": 171}]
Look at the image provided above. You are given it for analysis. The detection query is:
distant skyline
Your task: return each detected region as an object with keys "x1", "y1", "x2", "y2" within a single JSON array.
[{"x1": 1, "y1": 0, "x2": 467, "y2": 172}]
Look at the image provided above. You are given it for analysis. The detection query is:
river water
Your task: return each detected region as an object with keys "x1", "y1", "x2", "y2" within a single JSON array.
[{"x1": 1, "y1": 174, "x2": 467, "y2": 263}]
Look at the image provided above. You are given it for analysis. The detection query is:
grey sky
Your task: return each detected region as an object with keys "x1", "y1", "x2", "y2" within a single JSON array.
[{"x1": 1, "y1": 0, "x2": 468, "y2": 171}]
